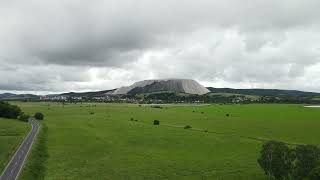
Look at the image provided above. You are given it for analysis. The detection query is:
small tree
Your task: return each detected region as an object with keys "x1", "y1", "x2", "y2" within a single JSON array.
[
  {"x1": 34, "y1": 112, "x2": 44, "y2": 120},
  {"x1": 293, "y1": 145, "x2": 320, "y2": 179},
  {"x1": 258, "y1": 141, "x2": 294, "y2": 180},
  {"x1": 153, "y1": 120, "x2": 160, "y2": 125},
  {"x1": 309, "y1": 166, "x2": 320, "y2": 180}
]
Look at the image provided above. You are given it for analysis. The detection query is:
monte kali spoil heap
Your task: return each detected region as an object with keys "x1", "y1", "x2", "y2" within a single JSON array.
[{"x1": 112, "y1": 79, "x2": 210, "y2": 95}]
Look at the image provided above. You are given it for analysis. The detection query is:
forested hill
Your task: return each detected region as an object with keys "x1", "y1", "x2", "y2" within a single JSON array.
[
  {"x1": 53, "y1": 89, "x2": 115, "y2": 98},
  {"x1": 207, "y1": 87, "x2": 320, "y2": 97}
]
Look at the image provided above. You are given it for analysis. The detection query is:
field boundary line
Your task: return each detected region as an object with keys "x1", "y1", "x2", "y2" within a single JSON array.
[{"x1": 157, "y1": 123, "x2": 305, "y2": 146}]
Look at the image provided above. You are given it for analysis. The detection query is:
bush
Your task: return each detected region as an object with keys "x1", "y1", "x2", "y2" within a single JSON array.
[
  {"x1": 226, "y1": 114, "x2": 230, "y2": 117},
  {"x1": 201, "y1": 112, "x2": 204, "y2": 114},
  {"x1": 19, "y1": 113, "x2": 30, "y2": 122},
  {"x1": 89, "y1": 112, "x2": 94, "y2": 115},
  {"x1": 153, "y1": 120, "x2": 160, "y2": 125},
  {"x1": 309, "y1": 166, "x2": 320, "y2": 180},
  {"x1": 34, "y1": 112, "x2": 44, "y2": 120},
  {"x1": 151, "y1": 105, "x2": 162, "y2": 109},
  {"x1": 184, "y1": 125, "x2": 192, "y2": 129},
  {"x1": 130, "y1": 117, "x2": 134, "y2": 121}
]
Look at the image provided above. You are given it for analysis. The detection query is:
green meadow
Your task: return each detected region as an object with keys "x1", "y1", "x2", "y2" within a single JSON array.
[
  {"x1": 0, "y1": 118, "x2": 30, "y2": 172},
  {"x1": 11, "y1": 102, "x2": 320, "y2": 179}
]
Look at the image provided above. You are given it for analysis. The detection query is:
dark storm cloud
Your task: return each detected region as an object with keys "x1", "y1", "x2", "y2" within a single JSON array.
[{"x1": 1, "y1": 0, "x2": 320, "y2": 93}]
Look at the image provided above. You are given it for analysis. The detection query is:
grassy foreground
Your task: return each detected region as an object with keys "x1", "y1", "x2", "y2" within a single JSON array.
[
  {"x1": 15, "y1": 102, "x2": 320, "y2": 179},
  {"x1": 0, "y1": 118, "x2": 30, "y2": 173}
]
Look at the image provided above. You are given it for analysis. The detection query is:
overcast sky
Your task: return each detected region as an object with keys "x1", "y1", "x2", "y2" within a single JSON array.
[{"x1": 1, "y1": 0, "x2": 320, "y2": 94}]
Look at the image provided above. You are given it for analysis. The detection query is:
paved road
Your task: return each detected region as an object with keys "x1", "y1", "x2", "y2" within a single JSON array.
[{"x1": 0, "y1": 118, "x2": 39, "y2": 180}]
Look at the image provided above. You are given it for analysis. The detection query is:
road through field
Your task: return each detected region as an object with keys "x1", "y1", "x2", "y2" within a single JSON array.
[{"x1": 0, "y1": 118, "x2": 39, "y2": 180}]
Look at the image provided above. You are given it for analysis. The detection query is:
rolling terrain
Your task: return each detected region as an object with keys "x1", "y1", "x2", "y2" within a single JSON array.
[
  {"x1": 14, "y1": 102, "x2": 320, "y2": 179},
  {"x1": 207, "y1": 87, "x2": 320, "y2": 97}
]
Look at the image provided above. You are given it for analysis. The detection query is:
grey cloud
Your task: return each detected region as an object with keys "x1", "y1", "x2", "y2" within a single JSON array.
[
  {"x1": 1, "y1": 0, "x2": 320, "y2": 93},
  {"x1": 0, "y1": 64, "x2": 91, "y2": 91},
  {"x1": 2, "y1": 0, "x2": 320, "y2": 67},
  {"x1": 122, "y1": 27, "x2": 320, "y2": 90}
]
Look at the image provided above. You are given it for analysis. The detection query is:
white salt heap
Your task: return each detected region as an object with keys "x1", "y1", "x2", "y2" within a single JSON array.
[{"x1": 113, "y1": 79, "x2": 210, "y2": 95}]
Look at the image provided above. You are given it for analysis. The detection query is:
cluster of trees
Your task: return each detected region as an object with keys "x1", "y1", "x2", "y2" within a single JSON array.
[
  {"x1": 0, "y1": 101, "x2": 22, "y2": 119},
  {"x1": 258, "y1": 141, "x2": 320, "y2": 180},
  {"x1": 0, "y1": 101, "x2": 44, "y2": 121}
]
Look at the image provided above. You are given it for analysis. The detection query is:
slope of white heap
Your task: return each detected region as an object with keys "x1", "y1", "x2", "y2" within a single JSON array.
[
  {"x1": 180, "y1": 79, "x2": 210, "y2": 95},
  {"x1": 112, "y1": 80, "x2": 157, "y2": 94},
  {"x1": 112, "y1": 79, "x2": 210, "y2": 95}
]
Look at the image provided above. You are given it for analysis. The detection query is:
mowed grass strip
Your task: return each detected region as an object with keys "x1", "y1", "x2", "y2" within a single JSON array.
[
  {"x1": 0, "y1": 118, "x2": 30, "y2": 173},
  {"x1": 15, "y1": 102, "x2": 320, "y2": 179}
]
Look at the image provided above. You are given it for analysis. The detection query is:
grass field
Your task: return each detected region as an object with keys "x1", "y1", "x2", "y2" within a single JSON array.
[
  {"x1": 15, "y1": 102, "x2": 320, "y2": 179},
  {"x1": 0, "y1": 118, "x2": 30, "y2": 173}
]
